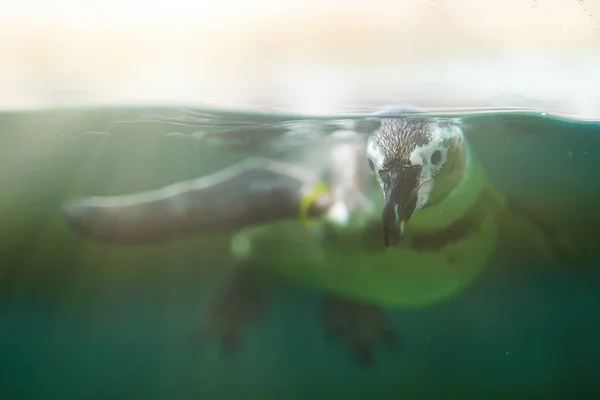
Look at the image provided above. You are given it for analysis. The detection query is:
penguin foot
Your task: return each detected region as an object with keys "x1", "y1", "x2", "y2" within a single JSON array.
[
  {"x1": 196, "y1": 265, "x2": 269, "y2": 357},
  {"x1": 321, "y1": 295, "x2": 398, "y2": 367}
]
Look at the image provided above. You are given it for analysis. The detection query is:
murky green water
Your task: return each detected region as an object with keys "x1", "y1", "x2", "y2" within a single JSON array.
[{"x1": 1, "y1": 105, "x2": 600, "y2": 399}]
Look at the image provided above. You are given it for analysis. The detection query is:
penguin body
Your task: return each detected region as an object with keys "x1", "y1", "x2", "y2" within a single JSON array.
[
  {"x1": 230, "y1": 130, "x2": 501, "y2": 309},
  {"x1": 61, "y1": 105, "x2": 583, "y2": 364}
]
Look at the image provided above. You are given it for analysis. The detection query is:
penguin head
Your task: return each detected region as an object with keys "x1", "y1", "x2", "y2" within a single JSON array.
[{"x1": 365, "y1": 116, "x2": 464, "y2": 247}]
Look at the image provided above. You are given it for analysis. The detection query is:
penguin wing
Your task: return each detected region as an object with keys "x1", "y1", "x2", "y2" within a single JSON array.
[
  {"x1": 461, "y1": 113, "x2": 600, "y2": 265},
  {"x1": 62, "y1": 158, "x2": 333, "y2": 244},
  {"x1": 62, "y1": 106, "x2": 392, "y2": 244}
]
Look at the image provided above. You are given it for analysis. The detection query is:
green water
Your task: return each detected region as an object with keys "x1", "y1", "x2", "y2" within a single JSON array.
[{"x1": 1, "y1": 105, "x2": 600, "y2": 399}]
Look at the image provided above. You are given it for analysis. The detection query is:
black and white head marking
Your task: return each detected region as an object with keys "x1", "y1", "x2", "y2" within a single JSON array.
[{"x1": 365, "y1": 116, "x2": 464, "y2": 246}]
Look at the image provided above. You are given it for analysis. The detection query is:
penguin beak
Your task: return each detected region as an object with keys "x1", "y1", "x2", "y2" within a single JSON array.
[{"x1": 380, "y1": 168, "x2": 419, "y2": 247}]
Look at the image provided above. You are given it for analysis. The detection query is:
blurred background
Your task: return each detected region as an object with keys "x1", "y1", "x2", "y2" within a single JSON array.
[{"x1": 1, "y1": 0, "x2": 600, "y2": 115}]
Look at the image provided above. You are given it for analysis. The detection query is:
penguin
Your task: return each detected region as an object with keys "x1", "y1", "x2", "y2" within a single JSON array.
[{"x1": 61, "y1": 105, "x2": 592, "y2": 366}]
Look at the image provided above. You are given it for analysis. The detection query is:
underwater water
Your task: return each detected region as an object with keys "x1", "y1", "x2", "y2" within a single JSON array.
[{"x1": 1, "y1": 105, "x2": 600, "y2": 399}]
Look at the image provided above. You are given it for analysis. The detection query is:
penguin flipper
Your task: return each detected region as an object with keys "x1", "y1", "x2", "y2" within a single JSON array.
[
  {"x1": 62, "y1": 158, "x2": 333, "y2": 244},
  {"x1": 497, "y1": 195, "x2": 600, "y2": 267}
]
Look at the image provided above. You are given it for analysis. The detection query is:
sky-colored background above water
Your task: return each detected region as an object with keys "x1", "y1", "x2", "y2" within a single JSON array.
[{"x1": 0, "y1": 0, "x2": 599, "y2": 116}]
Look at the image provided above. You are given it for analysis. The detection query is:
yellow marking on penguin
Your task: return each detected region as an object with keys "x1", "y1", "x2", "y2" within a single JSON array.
[{"x1": 299, "y1": 182, "x2": 329, "y2": 227}]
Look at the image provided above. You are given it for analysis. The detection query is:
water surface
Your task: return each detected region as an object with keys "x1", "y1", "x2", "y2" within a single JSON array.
[{"x1": 1, "y1": 105, "x2": 600, "y2": 399}]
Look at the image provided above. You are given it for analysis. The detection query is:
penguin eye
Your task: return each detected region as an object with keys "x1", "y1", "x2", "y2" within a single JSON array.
[
  {"x1": 367, "y1": 158, "x2": 375, "y2": 172},
  {"x1": 430, "y1": 150, "x2": 443, "y2": 166}
]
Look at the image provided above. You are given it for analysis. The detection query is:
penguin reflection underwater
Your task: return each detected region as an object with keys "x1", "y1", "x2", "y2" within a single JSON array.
[{"x1": 62, "y1": 106, "x2": 573, "y2": 366}]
